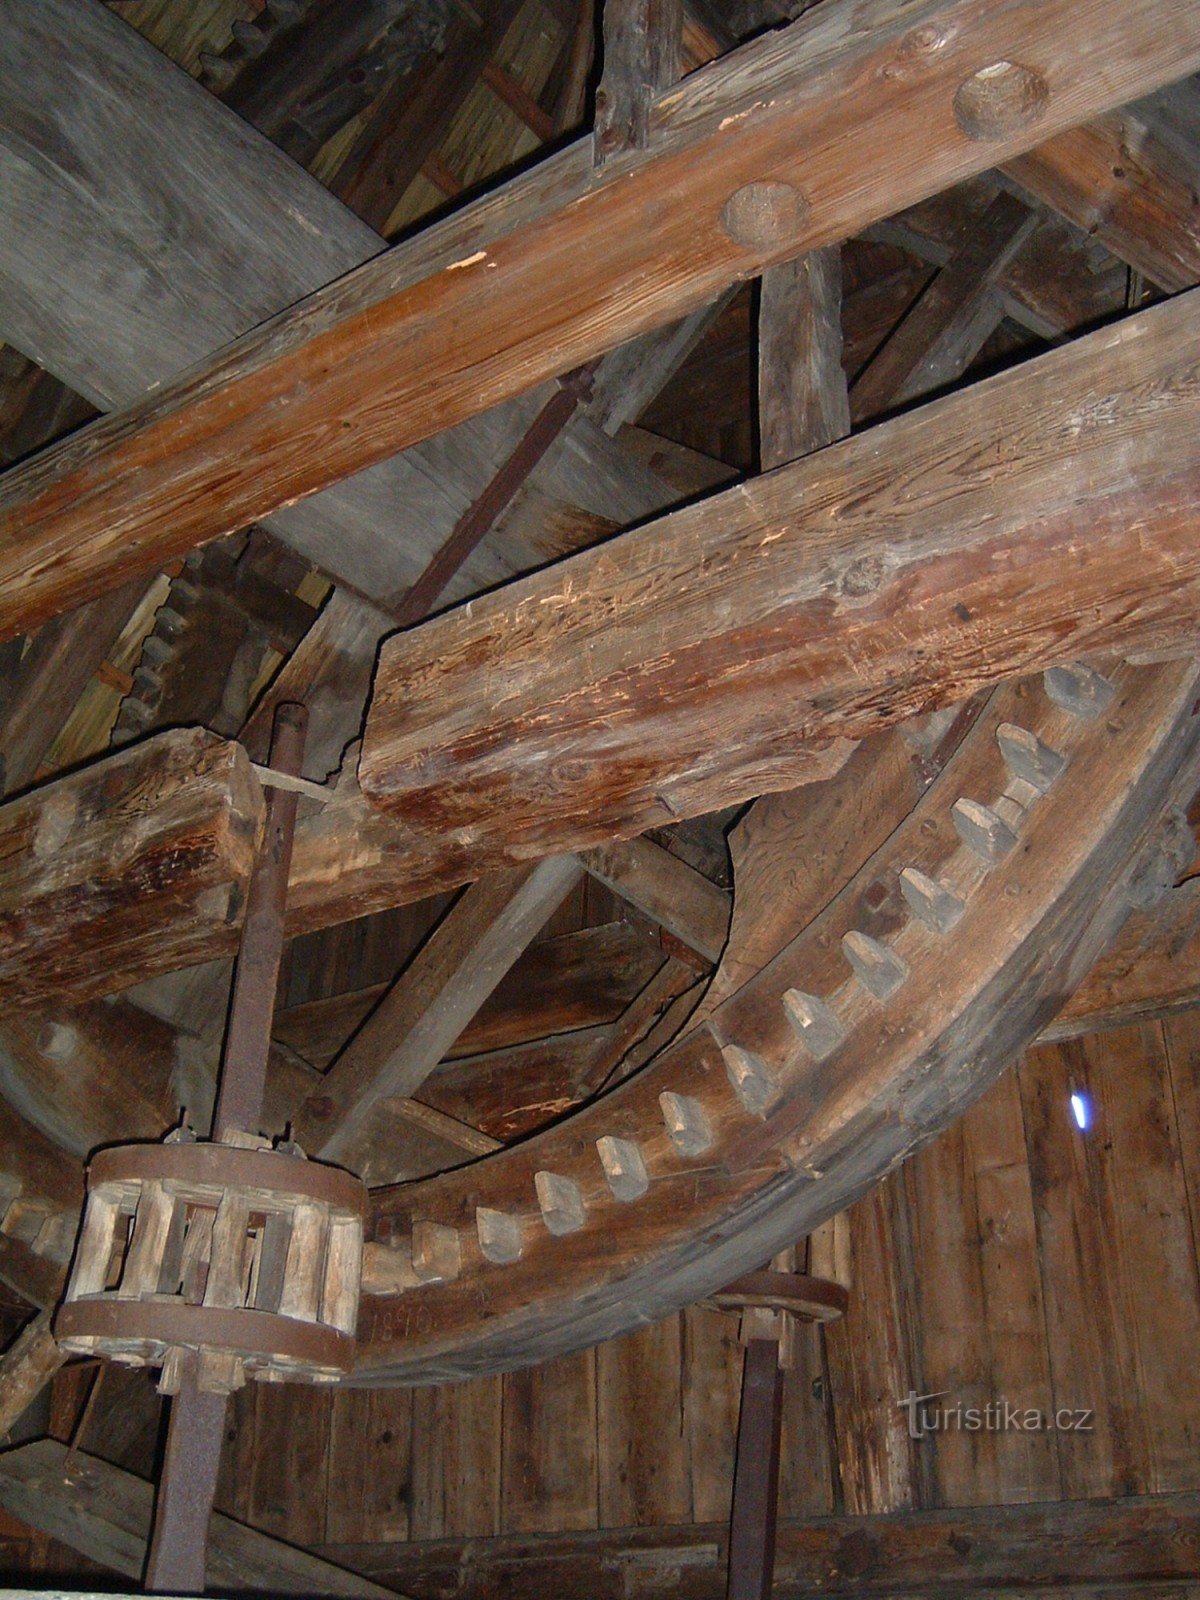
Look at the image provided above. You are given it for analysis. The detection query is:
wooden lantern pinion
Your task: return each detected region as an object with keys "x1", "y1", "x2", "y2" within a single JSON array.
[{"x1": 55, "y1": 1131, "x2": 366, "y2": 1395}]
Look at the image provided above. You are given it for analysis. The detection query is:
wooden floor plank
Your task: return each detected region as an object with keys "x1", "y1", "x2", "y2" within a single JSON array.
[
  {"x1": 1020, "y1": 1025, "x2": 1200, "y2": 1497},
  {"x1": 501, "y1": 1348, "x2": 599, "y2": 1534},
  {"x1": 409, "y1": 1376, "x2": 503, "y2": 1541},
  {"x1": 597, "y1": 1315, "x2": 691, "y2": 1528}
]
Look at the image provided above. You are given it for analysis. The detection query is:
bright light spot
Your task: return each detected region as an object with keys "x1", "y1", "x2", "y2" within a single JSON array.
[{"x1": 1070, "y1": 1091, "x2": 1091, "y2": 1132}]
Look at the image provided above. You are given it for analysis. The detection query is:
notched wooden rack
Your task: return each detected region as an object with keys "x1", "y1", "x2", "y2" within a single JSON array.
[{"x1": 55, "y1": 1136, "x2": 366, "y2": 1394}]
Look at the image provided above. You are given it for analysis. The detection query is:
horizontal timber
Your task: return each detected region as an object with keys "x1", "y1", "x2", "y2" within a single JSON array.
[
  {"x1": 2, "y1": 0, "x2": 1199, "y2": 634},
  {"x1": 0, "y1": 1440, "x2": 398, "y2": 1598},
  {"x1": 359, "y1": 286, "x2": 1200, "y2": 853},
  {"x1": 0, "y1": 728, "x2": 262, "y2": 1009},
  {"x1": 318, "y1": 1491, "x2": 1200, "y2": 1600}
]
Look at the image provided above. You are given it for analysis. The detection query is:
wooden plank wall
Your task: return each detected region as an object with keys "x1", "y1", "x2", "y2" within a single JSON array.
[{"x1": 214, "y1": 1012, "x2": 1200, "y2": 1546}]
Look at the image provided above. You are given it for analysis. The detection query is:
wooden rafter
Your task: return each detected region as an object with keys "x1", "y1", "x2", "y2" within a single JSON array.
[
  {"x1": 1, "y1": 0, "x2": 1198, "y2": 636},
  {"x1": 289, "y1": 856, "x2": 585, "y2": 1176}
]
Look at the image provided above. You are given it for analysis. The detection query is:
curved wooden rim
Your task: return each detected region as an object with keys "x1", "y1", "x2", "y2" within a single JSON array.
[{"x1": 351, "y1": 660, "x2": 1200, "y2": 1383}]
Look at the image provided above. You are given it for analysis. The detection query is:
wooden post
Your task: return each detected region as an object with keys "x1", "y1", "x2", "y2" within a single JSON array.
[{"x1": 594, "y1": 0, "x2": 683, "y2": 161}]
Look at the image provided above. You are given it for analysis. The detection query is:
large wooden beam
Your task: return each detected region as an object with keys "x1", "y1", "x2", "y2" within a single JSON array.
[
  {"x1": 272, "y1": 919, "x2": 664, "y2": 1067},
  {"x1": 0, "y1": 1440, "x2": 398, "y2": 1599},
  {"x1": 320, "y1": 1492, "x2": 1200, "y2": 1600},
  {"x1": 289, "y1": 856, "x2": 584, "y2": 1175},
  {"x1": 0, "y1": 0, "x2": 508, "y2": 607},
  {"x1": 0, "y1": 1313, "x2": 63, "y2": 1443},
  {"x1": 359, "y1": 287, "x2": 1200, "y2": 853},
  {"x1": 2, "y1": 0, "x2": 1198, "y2": 635},
  {"x1": 0, "y1": 728, "x2": 262, "y2": 1010},
  {"x1": 1004, "y1": 91, "x2": 1200, "y2": 293}
]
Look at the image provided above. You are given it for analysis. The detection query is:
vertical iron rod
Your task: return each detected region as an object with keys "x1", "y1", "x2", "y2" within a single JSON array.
[
  {"x1": 212, "y1": 702, "x2": 307, "y2": 1141},
  {"x1": 727, "y1": 1335, "x2": 784, "y2": 1600},
  {"x1": 143, "y1": 1356, "x2": 228, "y2": 1594},
  {"x1": 144, "y1": 703, "x2": 307, "y2": 1593}
]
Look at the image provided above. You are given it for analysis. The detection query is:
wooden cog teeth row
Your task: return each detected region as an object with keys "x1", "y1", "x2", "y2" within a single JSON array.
[
  {"x1": 389, "y1": 667, "x2": 1115, "y2": 1292},
  {"x1": 768, "y1": 669, "x2": 1103, "y2": 1066},
  {"x1": 198, "y1": 0, "x2": 318, "y2": 97},
  {"x1": 440, "y1": 1100, "x2": 711, "y2": 1276},
  {"x1": 112, "y1": 569, "x2": 206, "y2": 746}
]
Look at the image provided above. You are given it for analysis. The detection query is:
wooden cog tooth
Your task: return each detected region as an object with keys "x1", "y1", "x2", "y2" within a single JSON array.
[
  {"x1": 411, "y1": 1220, "x2": 461, "y2": 1284},
  {"x1": 534, "y1": 1171, "x2": 586, "y2": 1236},
  {"x1": 900, "y1": 867, "x2": 966, "y2": 933},
  {"x1": 156, "y1": 606, "x2": 188, "y2": 636},
  {"x1": 841, "y1": 930, "x2": 909, "y2": 1001},
  {"x1": 230, "y1": 18, "x2": 269, "y2": 55},
  {"x1": 141, "y1": 635, "x2": 173, "y2": 667},
  {"x1": 476, "y1": 1207, "x2": 522, "y2": 1265},
  {"x1": 952, "y1": 797, "x2": 1018, "y2": 862},
  {"x1": 1044, "y1": 663, "x2": 1116, "y2": 719},
  {"x1": 198, "y1": 49, "x2": 237, "y2": 90},
  {"x1": 722, "y1": 1043, "x2": 779, "y2": 1115},
  {"x1": 782, "y1": 988, "x2": 846, "y2": 1061},
  {"x1": 596, "y1": 1136, "x2": 649, "y2": 1202},
  {"x1": 659, "y1": 1091, "x2": 714, "y2": 1157},
  {"x1": 996, "y1": 722, "x2": 1067, "y2": 792}
]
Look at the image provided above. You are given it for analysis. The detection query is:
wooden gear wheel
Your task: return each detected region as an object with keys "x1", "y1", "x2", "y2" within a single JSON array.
[{"x1": 353, "y1": 656, "x2": 1200, "y2": 1382}]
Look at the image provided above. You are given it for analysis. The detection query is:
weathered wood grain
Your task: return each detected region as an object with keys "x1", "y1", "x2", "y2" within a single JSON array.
[
  {"x1": 0, "y1": 0, "x2": 688, "y2": 792},
  {"x1": 1004, "y1": 90, "x2": 1200, "y2": 293},
  {"x1": 0, "y1": 998, "x2": 179, "y2": 1156},
  {"x1": 594, "y1": 0, "x2": 683, "y2": 160},
  {"x1": 360, "y1": 287, "x2": 1200, "y2": 851},
  {"x1": 580, "y1": 840, "x2": 730, "y2": 963},
  {"x1": 1020, "y1": 1023, "x2": 1200, "y2": 1497},
  {"x1": 0, "y1": 1439, "x2": 399, "y2": 1598},
  {"x1": 356, "y1": 661, "x2": 1200, "y2": 1380},
  {"x1": 1042, "y1": 880, "x2": 1200, "y2": 1039},
  {"x1": 0, "y1": 728, "x2": 262, "y2": 1009},
  {"x1": 273, "y1": 920, "x2": 663, "y2": 1069},
  {"x1": 0, "y1": 1315, "x2": 63, "y2": 1444},
  {"x1": 4, "y1": 0, "x2": 1198, "y2": 633},
  {"x1": 908, "y1": 1071, "x2": 1060, "y2": 1506},
  {"x1": 822, "y1": 1174, "x2": 926, "y2": 1514},
  {"x1": 501, "y1": 1349, "x2": 598, "y2": 1533},
  {"x1": 320, "y1": 1491, "x2": 1200, "y2": 1599},
  {"x1": 848, "y1": 190, "x2": 1037, "y2": 422},
  {"x1": 866, "y1": 174, "x2": 1129, "y2": 342},
  {"x1": 290, "y1": 857, "x2": 584, "y2": 1175},
  {"x1": 758, "y1": 246, "x2": 849, "y2": 468}
]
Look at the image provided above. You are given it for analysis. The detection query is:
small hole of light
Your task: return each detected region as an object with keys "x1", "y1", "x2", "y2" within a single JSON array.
[{"x1": 1070, "y1": 1091, "x2": 1091, "y2": 1132}]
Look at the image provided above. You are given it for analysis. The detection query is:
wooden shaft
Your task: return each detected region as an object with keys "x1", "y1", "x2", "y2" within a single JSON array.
[
  {"x1": 727, "y1": 1335, "x2": 784, "y2": 1600},
  {"x1": 211, "y1": 702, "x2": 307, "y2": 1141}
]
